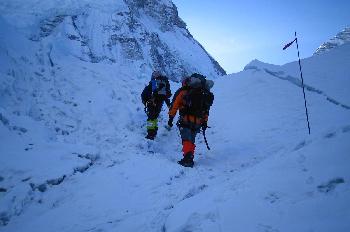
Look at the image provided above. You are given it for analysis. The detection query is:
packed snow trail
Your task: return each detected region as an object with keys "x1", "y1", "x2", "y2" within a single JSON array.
[
  {"x1": 0, "y1": 62, "x2": 277, "y2": 231},
  {"x1": 3, "y1": 55, "x2": 350, "y2": 231}
]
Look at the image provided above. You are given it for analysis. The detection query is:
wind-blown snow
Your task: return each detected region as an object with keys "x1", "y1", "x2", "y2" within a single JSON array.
[{"x1": 0, "y1": 1, "x2": 350, "y2": 231}]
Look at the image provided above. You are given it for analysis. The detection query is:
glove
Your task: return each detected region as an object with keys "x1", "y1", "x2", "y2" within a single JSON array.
[
  {"x1": 168, "y1": 116, "x2": 174, "y2": 128},
  {"x1": 201, "y1": 122, "x2": 208, "y2": 131}
]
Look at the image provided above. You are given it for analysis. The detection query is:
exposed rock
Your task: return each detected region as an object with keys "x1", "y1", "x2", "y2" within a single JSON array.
[{"x1": 24, "y1": 0, "x2": 226, "y2": 80}]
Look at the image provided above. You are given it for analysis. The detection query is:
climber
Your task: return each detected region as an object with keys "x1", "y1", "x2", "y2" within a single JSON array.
[
  {"x1": 167, "y1": 73, "x2": 214, "y2": 167},
  {"x1": 141, "y1": 71, "x2": 172, "y2": 140}
]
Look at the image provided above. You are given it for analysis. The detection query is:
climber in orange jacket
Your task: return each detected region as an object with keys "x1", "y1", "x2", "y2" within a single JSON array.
[{"x1": 168, "y1": 73, "x2": 214, "y2": 167}]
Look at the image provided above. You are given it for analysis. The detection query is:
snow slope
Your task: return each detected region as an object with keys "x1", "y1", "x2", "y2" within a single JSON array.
[
  {"x1": 1, "y1": 1, "x2": 350, "y2": 231},
  {"x1": 1, "y1": 38, "x2": 350, "y2": 231},
  {"x1": 246, "y1": 43, "x2": 350, "y2": 108},
  {"x1": 165, "y1": 54, "x2": 350, "y2": 231}
]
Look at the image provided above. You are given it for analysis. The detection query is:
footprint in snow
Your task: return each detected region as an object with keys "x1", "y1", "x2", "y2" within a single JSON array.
[
  {"x1": 342, "y1": 125, "x2": 350, "y2": 133},
  {"x1": 293, "y1": 140, "x2": 307, "y2": 151},
  {"x1": 257, "y1": 224, "x2": 280, "y2": 232},
  {"x1": 264, "y1": 192, "x2": 281, "y2": 204},
  {"x1": 166, "y1": 170, "x2": 185, "y2": 185},
  {"x1": 317, "y1": 177, "x2": 345, "y2": 193},
  {"x1": 182, "y1": 184, "x2": 208, "y2": 200},
  {"x1": 324, "y1": 132, "x2": 336, "y2": 139},
  {"x1": 173, "y1": 211, "x2": 220, "y2": 232},
  {"x1": 163, "y1": 204, "x2": 174, "y2": 210}
]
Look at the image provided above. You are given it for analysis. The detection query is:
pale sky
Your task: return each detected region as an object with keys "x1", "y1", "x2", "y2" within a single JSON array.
[{"x1": 172, "y1": 0, "x2": 350, "y2": 73}]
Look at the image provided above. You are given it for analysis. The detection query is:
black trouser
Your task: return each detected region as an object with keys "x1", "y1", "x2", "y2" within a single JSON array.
[
  {"x1": 145, "y1": 99, "x2": 164, "y2": 137},
  {"x1": 146, "y1": 100, "x2": 163, "y2": 121}
]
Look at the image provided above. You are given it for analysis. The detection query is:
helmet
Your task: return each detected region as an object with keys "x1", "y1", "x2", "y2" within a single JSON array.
[{"x1": 152, "y1": 71, "x2": 162, "y2": 79}]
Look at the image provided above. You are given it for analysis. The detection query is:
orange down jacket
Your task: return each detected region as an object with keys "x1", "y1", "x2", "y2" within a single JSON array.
[{"x1": 168, "y1": 89, "x2": 208, "y2": 125}]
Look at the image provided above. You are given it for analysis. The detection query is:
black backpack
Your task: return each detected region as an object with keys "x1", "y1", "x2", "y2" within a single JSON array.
[{"x1": 182, "y1": 74, "x2": 214, "y2": 118}]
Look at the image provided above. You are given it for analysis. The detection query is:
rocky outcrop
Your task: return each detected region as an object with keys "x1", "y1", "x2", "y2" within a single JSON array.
[{"x1": 20, "y1": 0, "x2": 225, "y2": 80}]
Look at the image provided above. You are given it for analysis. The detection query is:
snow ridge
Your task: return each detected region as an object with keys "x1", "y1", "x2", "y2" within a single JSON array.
[
  {"x1": 314, "y1": 27, "x2": 350, "y2": 55},
  {"x1": 263, "y1": 68, "x2": 350, "y2": 110}
]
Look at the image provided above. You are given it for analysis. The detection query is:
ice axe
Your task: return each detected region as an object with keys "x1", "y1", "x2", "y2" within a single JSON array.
[{"x1": 202, "y1": 127, "x2": 211, "y2": 150}]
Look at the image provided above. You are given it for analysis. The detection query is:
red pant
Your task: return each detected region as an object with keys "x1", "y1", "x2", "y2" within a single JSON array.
[{"x1": 182, "y1": 140, "x2": 196, "y2": 156}]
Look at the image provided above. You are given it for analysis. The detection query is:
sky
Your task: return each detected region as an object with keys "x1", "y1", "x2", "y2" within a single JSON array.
[{"x1": 172, "y1": 0, "x2": 350, "y2": 73}]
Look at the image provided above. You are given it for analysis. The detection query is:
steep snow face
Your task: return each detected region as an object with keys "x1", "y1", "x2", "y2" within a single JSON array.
[
  {"x1": 0, "y1": 0, "x2": 225, "y2": 80},
  {"x1": 165, "y1": 40, "x2": 350, "y2": 232},
  {"x1": 314, "y1": 27, "x2": 350, "y2": 55},
  {"x1": 0, "y1": 1, "x2": 349, "y2": 231},
  {"x1": 1, "y1": 38, "x2": 349, "y2": 231}
]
